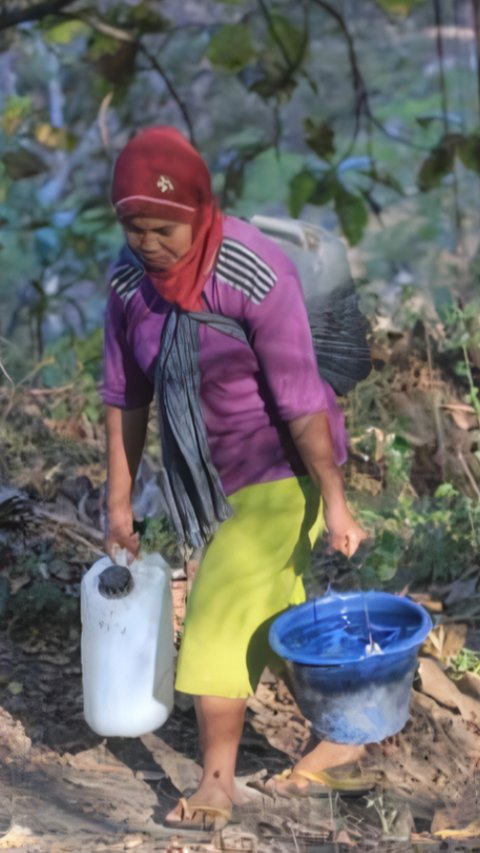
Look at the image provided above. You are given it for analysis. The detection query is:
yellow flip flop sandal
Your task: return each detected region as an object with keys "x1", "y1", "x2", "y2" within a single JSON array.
[
  {"x1": 164, "y1": 797, "x2": 232, "y2": 831},
  {"x1": 265, "y1": 763, "x2": 381, "y2": 798}
]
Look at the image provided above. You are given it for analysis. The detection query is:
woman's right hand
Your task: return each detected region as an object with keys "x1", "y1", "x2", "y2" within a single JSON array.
[{"x1": 105, "y1": 505, "x2": 140, "y2": 562}]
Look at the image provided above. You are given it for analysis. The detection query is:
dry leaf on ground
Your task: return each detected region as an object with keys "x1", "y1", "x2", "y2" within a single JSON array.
[
  {"x1": 418, "y1": 657, "x2": 480, "y2": 723},
  {"x1": 421, "y1": 623, "x2": 467, "y2": 662}
]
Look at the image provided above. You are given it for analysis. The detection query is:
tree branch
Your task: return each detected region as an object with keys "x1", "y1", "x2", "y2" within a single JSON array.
[
  {"x1": 311, "y1": 0, "x2": 430, "y2": 154},
  {"x1": 59, "y1": 10, "x2": 196, "y2": 146},
  {"x1": 255, "y1": 0, "x2": 316, "y2": 92},
  {"x1": 0, "y1": 0, "x2": 79, "y2": 32},
  {"x1": 138, "y1": 44, "x2": 196, "y2": 147}
]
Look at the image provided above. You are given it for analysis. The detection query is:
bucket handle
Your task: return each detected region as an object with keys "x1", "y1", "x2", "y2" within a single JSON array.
[{"x1": 322, "y1": 539, "x2": 374, "y2": 598}]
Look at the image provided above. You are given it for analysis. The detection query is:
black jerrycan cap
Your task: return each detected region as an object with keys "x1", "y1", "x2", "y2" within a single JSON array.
[{"x1": 98, "y1": 564, "x2": 134, "y2": 599}]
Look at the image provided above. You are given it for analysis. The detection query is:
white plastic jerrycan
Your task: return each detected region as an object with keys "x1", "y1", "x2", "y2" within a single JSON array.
[{"x1": 81, "y1": 551, "x2": 174, "y2": 737}]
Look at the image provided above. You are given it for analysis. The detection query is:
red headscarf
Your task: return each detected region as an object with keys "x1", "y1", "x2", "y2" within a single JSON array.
[{"x1": 111, "y1": 126, "x2": 223, "y2": 311}]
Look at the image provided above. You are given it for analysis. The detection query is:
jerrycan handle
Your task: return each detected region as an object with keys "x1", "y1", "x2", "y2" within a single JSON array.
[{"x1": 98, "y1": 564, "x2": 134, "y2": 599}]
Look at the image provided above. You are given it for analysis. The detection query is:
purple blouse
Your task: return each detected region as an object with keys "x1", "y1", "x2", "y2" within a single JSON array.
[{"x1": 102, "y1": 216, "x2": 347, "y2": 496}]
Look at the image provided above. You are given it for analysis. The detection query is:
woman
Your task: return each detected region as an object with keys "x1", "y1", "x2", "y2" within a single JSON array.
[{"x1": 102, "y1": 126, "x2": 369, "y2": 830}]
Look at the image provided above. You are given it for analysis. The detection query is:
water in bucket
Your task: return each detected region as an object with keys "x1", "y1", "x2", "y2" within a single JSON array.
[{"x1": 279, "y1": 598, "x2": 418, "y2": 663}]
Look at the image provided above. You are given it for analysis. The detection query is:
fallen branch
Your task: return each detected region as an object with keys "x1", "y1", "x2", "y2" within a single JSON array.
[
  {"x1": 0, "y1": 357, "x2": 14, "y2": 385},
  {"x1": 441, "y1": 403, "x2": 477, "y2": 413},
  {"x1": 457, "y1": 451, "x2": 480, "y2": 499},
  {"x1": 56, "y1": 526, "x2": 105, "y2": 556},
  {"x1": 27, "y1": 385, "x2": 75, "y2": 396},
  {"x1": 32, "y1": 506, "x2": 104, "y2": 543}
]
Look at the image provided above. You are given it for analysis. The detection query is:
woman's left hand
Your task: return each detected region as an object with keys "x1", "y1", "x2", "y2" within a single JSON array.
[{"x1": 323, "y1": 502, "x2": 368, "y2": 558}]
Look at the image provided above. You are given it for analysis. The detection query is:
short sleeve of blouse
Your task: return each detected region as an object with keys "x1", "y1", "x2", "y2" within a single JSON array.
[
  {"x1": 101, "y1": 289, "x2": 154, "y2": 409},
  {"x1": 240, "y1": 266, "x2": 348, "y2": 465}
]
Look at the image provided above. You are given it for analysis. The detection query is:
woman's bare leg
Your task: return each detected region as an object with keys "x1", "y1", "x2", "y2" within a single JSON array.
[{"x1": 166, "y1": 695, "x2": 249, "y2": 823}]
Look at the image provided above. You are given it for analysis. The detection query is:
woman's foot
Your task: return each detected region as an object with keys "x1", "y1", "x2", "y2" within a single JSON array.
[
  {"x1": 265, "y1": 741, "x2": 370, "y2": 797},
  {"x1": 164, "y1": 777, "x2": 252, "y2": 830}
]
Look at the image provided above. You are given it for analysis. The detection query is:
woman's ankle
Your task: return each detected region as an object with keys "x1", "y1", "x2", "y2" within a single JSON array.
[
  {"x1": 295, "y1": 741, "x2": 366, "y2": 773},
  {"x1": 197, "y1": 772, "x2": 234, "y2": 801}
]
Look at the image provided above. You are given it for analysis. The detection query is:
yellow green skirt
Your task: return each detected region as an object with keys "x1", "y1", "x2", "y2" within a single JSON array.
[{"x1": 175, "y1": 476, "x2": 324, "y2": 698}]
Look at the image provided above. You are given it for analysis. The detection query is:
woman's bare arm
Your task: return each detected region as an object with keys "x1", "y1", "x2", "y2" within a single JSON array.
[
  {"x1": 105, "y1": 404, "x2": 150, "y2": 557},
  {"x1": 288, "y1": 411, "x2": 367, "y2": 557}
]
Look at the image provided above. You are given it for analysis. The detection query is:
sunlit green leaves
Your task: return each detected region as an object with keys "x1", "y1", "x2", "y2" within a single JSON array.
[
  {"x1": 208, "y1": 23, "x2": 254, "y2": 72},
  {"x1": 43, "y1": 19, "x2": 89, "y2": 44},
  {"x1": 361, "y1": 529, "x2": 403, "y2": 583},
  {"x1": 374, "y1": 0, "x2": 427, "y2": 15},
  {"x1": 1, "y1": 96, "x2": 32, "y2": 135},
  {"x1": 34, "y1": 124, "x2": 77, "y2": 151}
]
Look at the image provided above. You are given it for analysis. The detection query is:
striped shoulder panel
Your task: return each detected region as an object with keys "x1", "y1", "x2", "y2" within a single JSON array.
[
  {"x1": 109, "y1": 263, "x2": 144, "y2": 303},
  {"x1": 215, "y1": 238, "x2": 277, "y2": 304}
]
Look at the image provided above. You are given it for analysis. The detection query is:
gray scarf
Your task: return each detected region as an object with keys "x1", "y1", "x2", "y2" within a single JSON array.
[{"x1": 155, "y1": 307, "x2": 249, "y2": 557}]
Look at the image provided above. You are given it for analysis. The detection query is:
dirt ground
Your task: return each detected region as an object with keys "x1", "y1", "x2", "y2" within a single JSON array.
[
  {"x1": 2, "y1": 559, "x2": 480, "y2": 852},
  {"x1": 1, "y1": 366, "x2": 480, "y2": 852}
]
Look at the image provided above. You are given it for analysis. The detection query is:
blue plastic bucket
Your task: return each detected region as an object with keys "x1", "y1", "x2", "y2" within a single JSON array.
[{"x1": 269, "y1": 591, "x2": 432, "y2": 744}]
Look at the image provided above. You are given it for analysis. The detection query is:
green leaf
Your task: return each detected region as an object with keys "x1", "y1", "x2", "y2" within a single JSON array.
[
  {"x1": 311, "y1": 171, "x2": 336, "y2": 206},
  {"x1": 417, "y1": 136, "x2": 459, "y2": 191},
  {"x1": 377, "y1": 530, "x2": 398, "y2": 556},
  {"x1": 88, "y1": 31, "x2": 131, "y2": 60},
  {"x1": 1, "y1": 96, "x2": 32, "y2": 135},
  {"x1": 390, "y1": 435, "x2": 411, "y2": 454},
  {"x1": 360, "y1": 167, "x2": 404, "y2": 195},
  {"x1": 233, "y1": 148, "x2": 304, "y2": 217},
  {"x1": 3, "y1": 148, "x2": 48, "y2": 180},
  {"x1": 72, "y1": 206, "x2": 113, "y2": 236},
  {"x1": 374, "y1": 0, "x2": 426, "y2": 15},
  {"x1": 375, "y1": 558, "x2": 400, "y2": 583},
  {"x1": 268, "y1": 14, "x2": 305, "y2": 66},
  {"x1": 457, "y1": 132, "x2": 480, "y2": 174},
  {"x1": 34, "y1": 124, "x2": 77, "y2": 151},
  {"x1": 239, "y1": 62, "x2": 297, "y2": 99},
  {"x1": 333, "y1": 184, "x2": 368, "y2": 245},
  {"x1": 44, "y1": 20, "x2": 89, "y2": 44},
  {"x1": 130, "y1": 3, "x2": 170, "y2": 33},
  {"x1": 288, "y1": 170, "x2": 317, "y2": 217},
  {"x1": 208, "y1": 24, "x2": 254, "y2": 72},
  {"x1": 434, "y1": 483, "x2": 458, "y2": 499},
  {"x1": 304, "y1": 119, "x2": 335, "y2": 159},
  {"x1": 88, "y1": 37, "x2": 138, "y2": 86}
]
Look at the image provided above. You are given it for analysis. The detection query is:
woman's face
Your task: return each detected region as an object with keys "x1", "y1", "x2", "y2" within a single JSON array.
[{"x1": 122, "y1": 216, "x2": 193, "y2": 271}]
